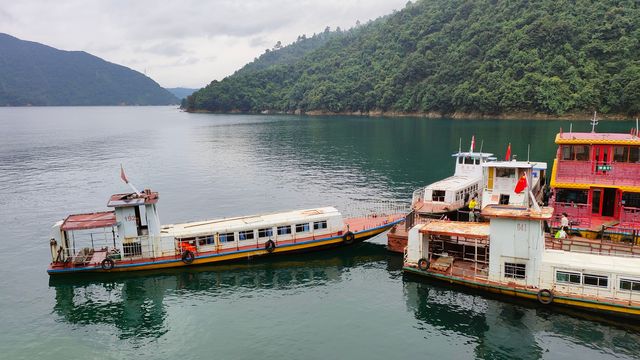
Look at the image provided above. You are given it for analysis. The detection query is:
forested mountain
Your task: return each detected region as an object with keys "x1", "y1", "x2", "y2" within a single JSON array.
[
  {"x1": 185, "y1": 0, "x2": 640, "y2": 116},
  {"x1": 0, "y1": 33, "x2": 178, "y2": 106}
]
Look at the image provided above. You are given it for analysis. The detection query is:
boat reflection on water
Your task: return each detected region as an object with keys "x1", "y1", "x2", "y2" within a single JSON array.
[
  {"x1": 403, "y1": 276, "x2": 640, "y2": 359},
  {"x1": 49, "y1": 242, "x2": 388, "y2": 340}
]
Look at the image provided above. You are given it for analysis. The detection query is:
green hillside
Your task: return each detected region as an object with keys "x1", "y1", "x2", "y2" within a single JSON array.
[
  {"x1": 0, "y1": 33, "x2": 178, "y2": 106},
  {"x1": 185, "y1": 0, "x2": 640, "y2": 116}
]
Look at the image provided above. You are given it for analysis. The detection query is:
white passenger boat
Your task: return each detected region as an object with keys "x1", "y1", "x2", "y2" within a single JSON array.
[
  {"x1": 411, "y1": 150, "x2": 496, "y2": 219},
  {"x1": 403, "y1": 203, "x2": 640, "y2": 319},
  {"x1": 47, "y1": 189, "x2": 404, "y2": 275}
]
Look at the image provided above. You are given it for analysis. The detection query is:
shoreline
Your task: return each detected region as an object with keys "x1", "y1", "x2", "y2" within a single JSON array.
[{"x1": 186, "y1": 109, "x2": 638, "y2": 121}]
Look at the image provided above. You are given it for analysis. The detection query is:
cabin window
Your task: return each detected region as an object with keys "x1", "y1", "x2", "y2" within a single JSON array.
[
  {"x1": 123, "y1": 242, "x2": 142, "y2": 257},
  {"x1": 622, "y1": 193, "x2": 640, "y2": 209},
  {"x1": 238, "y1": 230, "x2": 254, "y2": 241},
  {"x1": 614, "y1": 146, "x2": 630, "y2": 162},
  {"x1": 583, "y1": 274, "x2": 608, "y2": 288},
  {"x1": 499, "y1": 194, "x2": 510, "y2": 205},
  {"x1": 555, "y1": 189, "x2": 588, "y2": 204},
  {"x1": 296, "y1": 223, "x2": 310, "y2": 233},
  {"x1": 504, "y1": 263, "x2": 526, "y2": 279},
  {"x1": 313, "y1": 221, "x2": 328, "y2": 230},
  {"x1": 198, "y1": 235, "x2": 215, "y2": 246},
  {"x1": 561, "y1": 145, "x2": 590, "y2": 161},
  {"x1": 458, "y1": 157, "x2": 463, "y2": 164},
  {"x1": 277, "y1": 225, "x2": 292, "y2": 235},
  {"x1": 219, "y1": 232, "x2": 235, "y2": 243},
  {"x1": 258, "y1": 228, "x2": 273, "y2": 238},
  {"x1": 464, "y1": 156, "x2": 474, "y2": 165},
  {"x1": 432, "y1": 190, "x2": 446, "y2": 202},
  {"x1": 631, "y1": 147, "x2": 640, "y2": 163},
  {"x1": 620, "y1": 278, "x2": 640, "y2": 292},
  {"x1": 496, "y1": 168, "x2": 515, "y2": 178},
  {"x1": 556, "y1": 270, "x2": 581, "y2": 284}
]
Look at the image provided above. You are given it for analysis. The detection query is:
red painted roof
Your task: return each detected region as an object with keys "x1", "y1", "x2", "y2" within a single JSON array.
[
  {"x1": 61, "y1": 211, "x2": 116, "y2": 231},
  {"x1": 556, "y1": 132, "x2": 640, "y2": 145}
]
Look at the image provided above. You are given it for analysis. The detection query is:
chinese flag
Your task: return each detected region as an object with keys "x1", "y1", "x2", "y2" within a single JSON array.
[
  {"x1": 505, "y1": 143, "x2": 511, "y2": 161},
  {"x1": 514, "y1": 174, "x2": 527, "y2": 194}
]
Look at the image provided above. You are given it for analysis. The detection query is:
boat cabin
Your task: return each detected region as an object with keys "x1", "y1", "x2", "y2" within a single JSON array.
[
  {"x1": 481, "y1": 161, "x2": 547, "y2": 209},
  {"x1": 550, "y1": 132, "x2": 640, "y2": 231},
  {"x1": 411, "y1": 151, "x2": 496, "y2": 216}
]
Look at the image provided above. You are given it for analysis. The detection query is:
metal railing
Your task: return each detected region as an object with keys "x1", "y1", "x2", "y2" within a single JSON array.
[{"x1": 342, "y1": 199, "x2": 410, "y2": 219}]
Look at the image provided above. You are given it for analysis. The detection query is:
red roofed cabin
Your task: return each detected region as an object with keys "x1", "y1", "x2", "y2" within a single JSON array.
[
  {"x1": 549, "y1": 131, "x2": 640, "y2": 236},
  {"x1": 49, "y1": 189, "x2": 161, "y2": 264}
]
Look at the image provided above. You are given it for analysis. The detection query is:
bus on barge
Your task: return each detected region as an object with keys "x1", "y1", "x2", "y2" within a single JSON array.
[{"x1": 47, "y1": 189, "x2": 404, "y2": 275}]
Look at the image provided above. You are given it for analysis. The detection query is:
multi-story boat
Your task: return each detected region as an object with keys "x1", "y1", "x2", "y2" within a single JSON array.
[
  {"x1": 549, "y1": 121, "x2": 640, "y2": 240},
  {"x1": 47, "y1": 189, "x2": 404, "y2": 275},
  {"x1": 403, "y1": 204, "x2": 640, "y2": 319},
  {"x1": 388, "y1": 156, "x2": 547, "y2": 253}
]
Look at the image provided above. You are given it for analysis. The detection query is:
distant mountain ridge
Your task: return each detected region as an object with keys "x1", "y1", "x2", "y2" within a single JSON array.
[
  {"x1": 0, "y1": 33, "x2": 178, "y2": 106},
  {"x1": 166, "y1": 87, "x2": 198, "y2": 100}
]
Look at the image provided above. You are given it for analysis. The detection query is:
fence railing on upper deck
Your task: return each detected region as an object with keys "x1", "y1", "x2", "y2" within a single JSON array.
[
  {"x1": 555, "y1": 160, "x2": 640, "y2": 187},
  {"x1": 548, "y1": 201, "x2": 592, "y2": 228},
  {"x1": 341, "y1": 199, "x2": 411, "y2": 219}
]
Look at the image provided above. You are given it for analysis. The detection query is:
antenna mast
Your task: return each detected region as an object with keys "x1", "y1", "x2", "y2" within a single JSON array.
[{"x1": 590, "y1": 111, "x2": 599, "y2": 133}]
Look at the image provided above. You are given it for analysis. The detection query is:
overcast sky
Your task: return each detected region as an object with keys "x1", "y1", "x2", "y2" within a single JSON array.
[{"x1": 0, "y1": 0, "x2": 408, "y2": 89}]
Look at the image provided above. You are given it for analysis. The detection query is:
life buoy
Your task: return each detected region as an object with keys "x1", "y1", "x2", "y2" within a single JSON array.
[
  {"x1": 181, "y1": 250, "x2": 195, "y2": 264},
  {"x1": 343, "y1": 231, "x2": 355, "y2": 245},
  {"x1": 417, "y1": 258, "x2": 430, "y2": 271},
  {"x1": 101, "y1": 258, "x2": 115, "y2": 271},
  {"x1": 537, "y1": 289, "x2": 554, "y2": 305},
  {"x1": 265, "y1": 240, "x2": 276, "y2": 253}
]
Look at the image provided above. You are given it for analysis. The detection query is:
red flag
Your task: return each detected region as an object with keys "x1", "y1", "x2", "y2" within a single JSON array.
[
  {"x1": 120, "y1": 165, "x2": 129, "y2": 184},
  {"x1": 514, "y1": 174, "x2": 527, "y2": 194},
  {"x1": 505, "y1": 143, "x2": 511, "y2": 161},
  {"x1": 469, "y1": 135, "x2": 475, "y2": 153}
]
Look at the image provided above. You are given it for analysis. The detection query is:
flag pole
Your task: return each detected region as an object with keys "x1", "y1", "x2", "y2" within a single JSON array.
[{"x1": 120, "y1": 164, "x2": 142, "y2": 194}]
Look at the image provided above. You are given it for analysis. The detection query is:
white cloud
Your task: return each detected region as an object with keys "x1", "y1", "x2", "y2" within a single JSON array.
[{"x1": 0, "y1": 0, "x2": 407, "y2": 88}]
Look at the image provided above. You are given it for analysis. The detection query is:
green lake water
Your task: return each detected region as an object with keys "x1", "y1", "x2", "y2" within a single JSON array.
[{"x1": 1, "y1": 106, "x2": 638, "y2": 359}]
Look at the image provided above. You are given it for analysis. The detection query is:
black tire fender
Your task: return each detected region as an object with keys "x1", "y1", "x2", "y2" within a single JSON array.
[
  {"x1": 265, "y1": 240, "x2": 276, "y2": 253},
  {"x1": 537, "y1": 289, "x2": 554, "y2": 305},
  {"x1": 417, "y1": 258, "x2": 430, "y2": 271},
  {"x1": 343, "y1": 231, "x2": 355, "y2": 245},
  {"x1": 181, "y1": 250, "x2": 195, "y2": 264},
  {"x1": 101, "y1": 258, "x2": 115, "y2": 271}
]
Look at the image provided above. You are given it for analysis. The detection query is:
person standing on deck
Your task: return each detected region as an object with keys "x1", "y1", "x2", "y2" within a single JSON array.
[
  {"x1": 561, "y1": 212, "x2": 569, "y2": 233},
  {"x1": 468, "y1": 194, "x2": 478, "y2": 222}
]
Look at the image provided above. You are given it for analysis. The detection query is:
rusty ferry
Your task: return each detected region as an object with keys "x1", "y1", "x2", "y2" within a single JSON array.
[{"x1": 47, "y1": 186, "x2": 404, "y2": 275}]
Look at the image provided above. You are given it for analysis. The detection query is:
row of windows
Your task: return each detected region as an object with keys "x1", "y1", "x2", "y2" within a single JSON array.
[
  {"x1": 195, "y1": 220, "x2": 329, "y2": 244},
  {"x1": 505, "y1": 265, "x2": 640, "y2": 293},
  {"x1": 454, "y1": 184, "x2": 479, "y2": 202},
  {"x1": 458, "y1": 156, "x2": 481, "y2": 165},
  {"x1": 555, "y1": 270, "x2": 640, "y2": 291},
  {"x1": 561, "y1": 145, "x2": 640, "y2": 162}
]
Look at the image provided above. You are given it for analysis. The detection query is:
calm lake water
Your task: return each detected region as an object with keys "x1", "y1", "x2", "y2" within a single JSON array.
[{"x1": 1, "y1": 106, "x2": 639, "y2": 359}]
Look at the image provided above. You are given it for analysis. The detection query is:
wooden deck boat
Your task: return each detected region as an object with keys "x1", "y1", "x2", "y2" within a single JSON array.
[
  {"x1": 47, "y1": 189, "x2": 404, "y2": 275},
  {"x1": 404, "y1": 204, "x2": 640, "y2": 319},
  {"x1": 549, "y1": 116, "x2": 640, "y2": 241}
]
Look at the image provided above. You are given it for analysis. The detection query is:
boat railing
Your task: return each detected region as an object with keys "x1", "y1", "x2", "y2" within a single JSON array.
[
  {"x1": 411, "y1": 188, "x2": 424, "y2": 207},
  {"x1": 545, "y1": 233, "x2": 640, "y2": 257},
  {"x1": 555, "y1": 159, "x2": 640, "y2": 186},
  {"x1": 549, "y1": 202, "x2": 592, "y2": 228},
  {"x1": 342, "y1": 199, "x2": 410, "y2": 219},
  {"x1": 620, "y1": 206, "x2": 640, "y2": 228}
]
